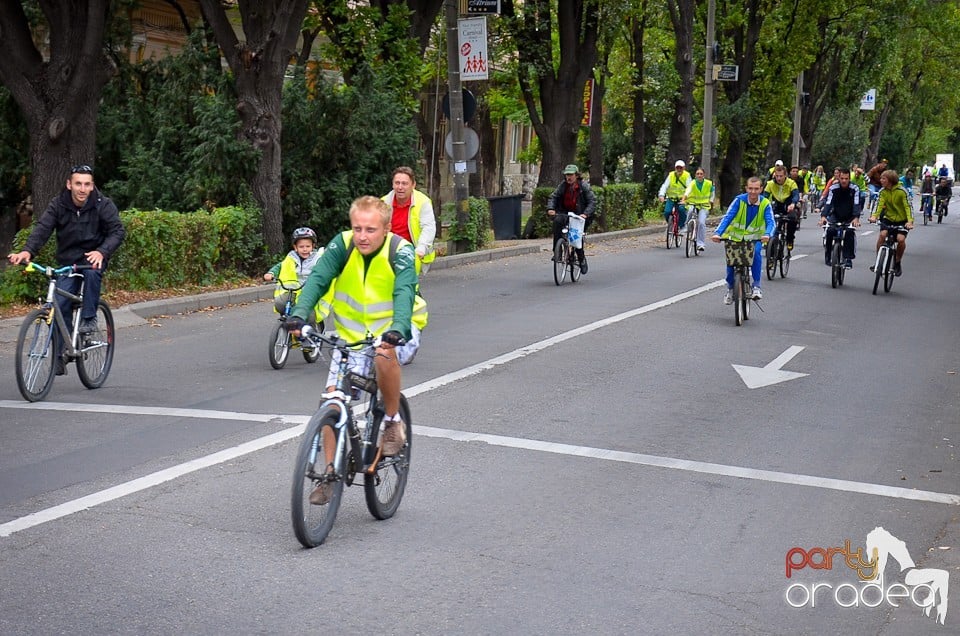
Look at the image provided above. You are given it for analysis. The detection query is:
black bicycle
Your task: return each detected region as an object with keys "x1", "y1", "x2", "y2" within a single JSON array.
[
  {"x1": 14, "y1": 263, "x2": 115, "y2": 402},
  {"x1": 290, "y1": 327, "x2": 412, "y2": 548},
  {"x1": 268, "y1": 280, "x2": 323, "y2": 369},
  {"x1": 765, "y1": 213, "x2": 791, "y2": 280},
  {"x1": 552, "y1": 212, "x2": 583, "y2": 285},
  {"x1": 871, "y1": 221, "x2": 908, "y2": 295},
  {"x1": 936, "y1": 195, "x2": 949, "y2": 224},
  {"x1": 824, "y1": 221, "x2": 854, "y2": 289}
]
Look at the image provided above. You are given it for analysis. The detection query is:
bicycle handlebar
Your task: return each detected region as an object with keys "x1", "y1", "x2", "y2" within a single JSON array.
[
  {"x1": 25, "y1": 262, "x2": 97, "y2": 276},
  {"x1": 300, "y1": 325, "x2": 384, "y2": 351}
]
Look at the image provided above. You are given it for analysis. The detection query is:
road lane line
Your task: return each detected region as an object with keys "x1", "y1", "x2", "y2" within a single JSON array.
[{"x1": 6, "y1": 277, "x2": 954, "y2": 538}]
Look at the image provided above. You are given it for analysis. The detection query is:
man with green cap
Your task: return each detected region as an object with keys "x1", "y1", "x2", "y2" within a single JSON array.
[{"x1": 546, "y1": 164, "x2": 596, "y2": 273}]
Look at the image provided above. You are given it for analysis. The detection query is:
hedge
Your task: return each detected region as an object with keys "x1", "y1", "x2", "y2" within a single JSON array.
[{"x1": 0, "y1": 204, "x2": 266, "y2": 305}]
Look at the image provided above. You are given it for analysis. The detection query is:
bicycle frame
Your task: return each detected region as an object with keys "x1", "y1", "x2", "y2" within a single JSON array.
[{"x1": 33, "y1": 264, "x2": 92, "y2": 359}]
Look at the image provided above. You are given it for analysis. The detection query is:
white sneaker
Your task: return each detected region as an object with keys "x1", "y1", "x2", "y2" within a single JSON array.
[
  {"x1": 752, "y1": 287, "x2": 763, "y2": 300},
  {"x1": 723, "y1": 290, "x2": 733, "y2": 305},
  {"x1": 696, "y1": 244, "x2": 705, "y2": 253}
]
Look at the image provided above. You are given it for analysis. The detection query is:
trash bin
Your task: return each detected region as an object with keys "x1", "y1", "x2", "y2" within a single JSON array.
[{"x1": 487, "y1": 194, "x2": 524, "y2": 240}]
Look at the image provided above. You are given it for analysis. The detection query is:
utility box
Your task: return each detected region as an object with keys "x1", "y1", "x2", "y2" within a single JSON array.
[{"x1": 487, "y1": 194, "x2": 524, "y2": 240}]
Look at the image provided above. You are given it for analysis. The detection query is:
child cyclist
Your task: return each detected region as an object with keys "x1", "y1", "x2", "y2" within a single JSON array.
[{"x1": 264, "y1": 227, "x2": 327, "y2": 328}]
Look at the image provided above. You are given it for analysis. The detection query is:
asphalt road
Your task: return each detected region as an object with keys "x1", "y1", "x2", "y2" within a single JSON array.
[{"x1": 0, "y1": 207, "x2": 958, "y2": 635}]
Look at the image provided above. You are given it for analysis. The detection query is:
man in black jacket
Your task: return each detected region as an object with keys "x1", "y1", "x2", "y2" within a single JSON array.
[
  {"x1": 546, "y1": 164, "x2": 596, "y2": 274},
  {"x1": 8, "y1": 165, "x2": 125, "y2": 372},
  {"x1": 819, "y1": 167, "x2": 861, "y2": 268}
]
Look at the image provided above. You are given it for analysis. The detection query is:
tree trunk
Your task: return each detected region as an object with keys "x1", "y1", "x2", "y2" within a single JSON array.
[
  {"x1": 0, "y1": 1, "x2": 115, "y2": 219},
  {"x1": 630, "y1": 6, "x2": 648, "y2": 185},
  {"x1": 199, "y1": 0, "x2": 310, "y2": 255},
  {"x1": 505, "y1": 0, "x2": 599, "y2": 188},
  {"x1": 589, "y1": 72, "x2": 605, "y2": 187},
  {"x1": 665, "y1": 0, "x2": 695, "y2": 170}
]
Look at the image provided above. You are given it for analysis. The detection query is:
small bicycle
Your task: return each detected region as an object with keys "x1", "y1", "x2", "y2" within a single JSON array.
[
  {"x1": 765, "y1": 213, "x2": 791, "y2": 280},
  {"x1": 552, "y1": 212, "x2": 584, "y2": 285},
  {"x1": 871, "y1": 221, "x2": 908, "y2": 295},
  {"x1": 919, "y1": 192, "x2": 933, "y2": 225},
  {"x1": 15, "y1": 262, "x2": 115, "y2": 402},
  {"x1": 665, "y1": 199, "x2": 683, "y2": 250},
  {"x1": 290, "y1": 327, "x2": 412, "y2": 548},
  {"x1": 268, "y1": 280, "x2": 324, "y2": 369},
  {"x1": 824, "y1": 221, "x2": 854, "y2": 289}
]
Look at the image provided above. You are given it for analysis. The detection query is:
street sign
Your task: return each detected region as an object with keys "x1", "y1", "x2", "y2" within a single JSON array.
[
  {"x1": 444, "y1": 127, "x2": 480, "y2": 160},
  {"x1": 714, "y1": 64, "x2": 739, "y2": 81},
  {"x1": 860, "y1": 88, "x2": 876, "y2": 111},
  {"x1": 462, "y1": 0, "x2": 500, "y2": 13},
  {"x1": 458, "y1": 17, "x2": 488, "y2": 81}
]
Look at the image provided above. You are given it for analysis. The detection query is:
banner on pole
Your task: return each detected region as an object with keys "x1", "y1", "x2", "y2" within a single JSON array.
[
  {"x1": 458, "y1": 17, "x2": 488, "y2": 81},
  {"x1": 581, "y1": 78, "x2": 594, "y2": 126}
]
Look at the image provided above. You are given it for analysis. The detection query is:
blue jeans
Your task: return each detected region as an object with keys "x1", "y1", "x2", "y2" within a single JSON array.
[
  {"x1": 56, "y1": 269, "x2": 103, "y2": 324},
  {"x1": 725, "y1": 241, "x2": 762, "y2": 289}
]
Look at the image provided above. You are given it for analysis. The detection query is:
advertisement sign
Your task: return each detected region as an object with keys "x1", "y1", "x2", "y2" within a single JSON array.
[
  {"x1": 860, "y1": 88, "x2": 877, "y2": 111},
  {"x1": 581, "y1": 78, "x2": 594, "y2": 126},
  {"x1": 458, "y1": 17, "x2": 488, "y2": 81}
]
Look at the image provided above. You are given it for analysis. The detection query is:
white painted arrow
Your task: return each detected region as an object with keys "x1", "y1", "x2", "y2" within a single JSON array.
[{"x1": 733, "y1": 345, "x2": 808, "y2": 389}]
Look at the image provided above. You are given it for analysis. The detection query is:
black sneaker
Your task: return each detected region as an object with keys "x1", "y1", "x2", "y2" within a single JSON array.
[
  {"x1": 869, "y1": 265, "x2": 876, "y2": 273},
  {"x1": 844, "y1": 259, "x2": 853, "y2": 269},
  {"x1": 894, "y1": 261, "x2": 902, "y2": 276},
  {"x1": 579, "y1": 259, "x2": 588, "y2": 275},
  {"x1": 55, "y1": 358, "x2": 67, "y2": 376},
  {"x1": 78, "y1": 317, "x2": 99, "y2": 334}
]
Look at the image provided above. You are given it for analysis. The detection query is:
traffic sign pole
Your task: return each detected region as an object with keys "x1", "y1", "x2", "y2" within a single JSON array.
[{"x1": 445, "y1": 0, "x2": 470, "y2": 254}]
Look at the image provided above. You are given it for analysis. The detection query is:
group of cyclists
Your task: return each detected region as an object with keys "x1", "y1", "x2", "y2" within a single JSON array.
[{"x1": 646, "y1": 154, "x2": 952, "y2": 305}]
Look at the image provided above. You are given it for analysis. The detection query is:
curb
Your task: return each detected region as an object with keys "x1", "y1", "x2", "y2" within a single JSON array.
[{"x1": 0, "y1": 225, "x2": 664, "y2": 344}]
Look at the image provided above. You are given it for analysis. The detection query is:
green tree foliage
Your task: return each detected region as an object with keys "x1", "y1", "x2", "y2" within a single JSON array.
[
  {"x1": 96, "y1": 29, "x2": 258, "y2": 212},
  {"x1": 280, "y1": 67, "x2": 419, "y2": 246}
]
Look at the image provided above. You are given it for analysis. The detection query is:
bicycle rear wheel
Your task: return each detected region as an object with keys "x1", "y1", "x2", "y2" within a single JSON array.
[
  {"x1": 15, "y1": 308, "x2": 57, "y2": 402},
  {"x1": 673, "y1": 222, "x2": 682, "y2": 248},
  {"x1": 291, "y1": 407, "x2": 347, "y2": 548},
  {"x1": 77, "y1": 301, "x2": 115, "y2": 389},
  {"x1": 553, "y1": 239, "x2": 568, "y2": 285},
  {"x1": 364, "y1": 395, "x2": 412, "y2": 520},
  {"x1": 570, "y1": 253, "x2": 582, "y2": 282}
]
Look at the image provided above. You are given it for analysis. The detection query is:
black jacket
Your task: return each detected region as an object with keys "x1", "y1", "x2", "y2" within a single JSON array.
[
  {"x1": 546, "y1": 178, "x2": 597, "y2": 217},
  {"x1": 821, "y1": 183, "x2": 861, "y2": 222},
  {"x1": 24, "y1": 188, "x2": 126, "y2": 267}
]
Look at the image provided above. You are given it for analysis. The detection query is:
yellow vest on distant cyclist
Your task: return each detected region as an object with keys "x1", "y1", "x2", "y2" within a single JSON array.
[
  {"x1": 331, "y1": 231, "x2": 428, "y2": 341},
  {"x1": 666, "y1": 171, "x2": 691, "y2": 199},
  {"x1": 725, "y1": 197, "x2": 771, "y2": 241},
  {"x1": 685, "y1": 179, "x2": 713, "y2": 206},
  {"x1": 382, "y1": 190, "x2": 435, "y2": 269}
]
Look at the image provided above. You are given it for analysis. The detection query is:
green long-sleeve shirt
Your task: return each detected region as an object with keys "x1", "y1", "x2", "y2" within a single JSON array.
[
  {"x1": 291, "y1": 232, "x2": 418, "y2": 340},
  {"x1": 874, "y1": 185, "x2": 913, "y2": 224}
]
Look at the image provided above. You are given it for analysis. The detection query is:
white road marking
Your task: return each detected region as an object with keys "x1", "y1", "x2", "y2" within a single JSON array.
[{"x1": 3, "y1": 278, "x2": 956, "y2": 537}]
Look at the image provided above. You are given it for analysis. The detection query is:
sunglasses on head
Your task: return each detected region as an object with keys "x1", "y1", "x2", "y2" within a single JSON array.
[{"x1": 71, "y1": 164, "x2": 94, "y2": 176}]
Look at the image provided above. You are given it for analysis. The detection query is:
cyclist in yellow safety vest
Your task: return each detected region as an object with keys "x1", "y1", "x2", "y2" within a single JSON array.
[
  {"x1": 658, "y1": 159, "x2": 692, "y2": 228},
  {"x1": 382, "y1": 166, "x2": 436, "y2": 276},
  {"x1": 286, "y1": 196, "x2": 428, "y2": 503},
  {"x1": 711, "y1": 176, "x2": 775, "y2": 304},
  {"x1": 763, "y1": 165, "x2": 800, "y2": 249},
  {"x1": 680, "y1": 167, "x2": 715, "y2": 252}
]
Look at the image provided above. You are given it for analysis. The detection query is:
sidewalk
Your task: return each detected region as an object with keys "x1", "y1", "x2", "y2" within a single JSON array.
[{"x1": 0, "y1": 225, "x2": 663, "y2": 344}]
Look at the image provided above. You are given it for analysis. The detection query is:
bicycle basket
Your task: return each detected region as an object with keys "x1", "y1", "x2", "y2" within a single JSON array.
[{"x1": 724, "y1": 241, "x2": 755, "y2": 267}]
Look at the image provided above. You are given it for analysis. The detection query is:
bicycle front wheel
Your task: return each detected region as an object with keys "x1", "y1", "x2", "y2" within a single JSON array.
[
  {"x1": 665, "y1": 219, "x2": 673, "y2": 249},
  {"x1": 685, "y1": 221, "x2": 696, "y2": 257},
  {"x1": 553, "y1": 239, "x2": 568, "y2": 285},
  {"x1": 291, "y1": 407, "x2": 347, "y2": 548},
  {"x1": 77, "y1": 301, "x2": 115, "y2": 389},
  {"x1": 364, "y1": 395, "x2": 412, "y2": 520},
  {"x1": 830, "y1": 244, "x2": 842, "y2": 288},
  {"x1": 268, "y1": 321, "x2": 290, "y2": 369},
  {"x1": 884, "y1": 258, "x2": 895, "y2": 293},
  {"x1": 765, "y1": 238, "x2": 778, "y2": 280},
  {"x1": 15, "y1": 308, "x2": 56, "y2": 402},
  {"x1": 872, "y1": 248, "x2": 886, "y2": 295},
  {"x1": 733, "y1": 271, "x2": 745, "y2": 326}
]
